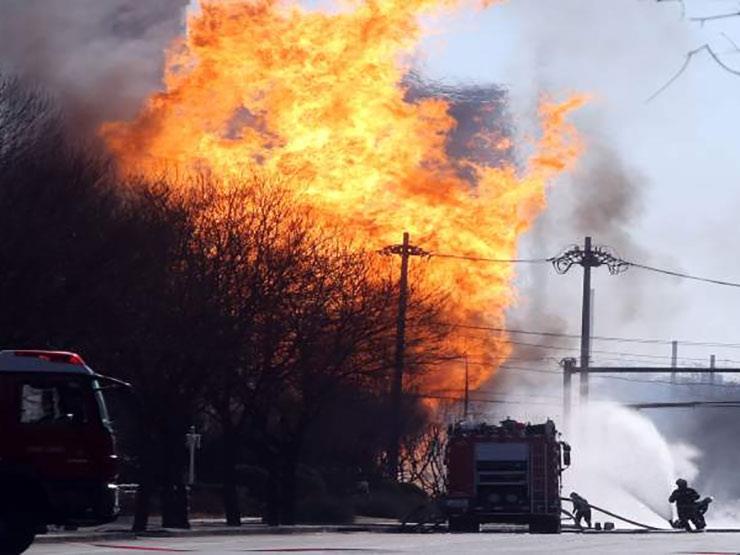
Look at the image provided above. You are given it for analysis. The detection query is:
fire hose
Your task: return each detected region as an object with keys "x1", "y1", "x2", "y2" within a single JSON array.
[{"x1": 560, "y1": 497, "x2": 665, "y2": 531}]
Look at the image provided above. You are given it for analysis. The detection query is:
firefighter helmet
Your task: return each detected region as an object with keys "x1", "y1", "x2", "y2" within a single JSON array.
[{"x1": 676, "y1": 478, "x2": 687, "y2": 488}]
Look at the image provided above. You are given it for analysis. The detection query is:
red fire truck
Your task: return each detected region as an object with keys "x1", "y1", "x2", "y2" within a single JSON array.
[
  {"x1": 443, "y1": 418, "x2": 571, "y2": 533},
  {"x1": 0, "y1": 350, "x2": 125, "y2": 554}
]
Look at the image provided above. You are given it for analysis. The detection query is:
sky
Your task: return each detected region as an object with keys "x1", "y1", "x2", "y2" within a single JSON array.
[{"x1": 411, "y1": 0, "x2": 740, "y2": 378}]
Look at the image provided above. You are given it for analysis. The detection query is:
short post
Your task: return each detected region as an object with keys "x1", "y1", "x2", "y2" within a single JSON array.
[
  {"x1": 185, "y1": 425, "x2": 202, "y2": 486},
  {"x1": 671, "y1": 341, "x2": 678, "y2": 383}
]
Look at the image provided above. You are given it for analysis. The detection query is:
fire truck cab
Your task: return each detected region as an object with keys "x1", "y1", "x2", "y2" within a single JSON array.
[
  {"x1": 0, "y1": 350, "x2": 122, "y2": 554},
  {"x1": 443, "y1": 418, "x2": 570, "y2": 534}
]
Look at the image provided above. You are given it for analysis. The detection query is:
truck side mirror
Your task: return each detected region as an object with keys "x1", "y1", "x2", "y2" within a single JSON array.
[
  {"x1": 562, "y1": 442, "x2": 571, "y2": 468},
  {"x1": 90, "y1": 374, "x2": 133, "y2": 391}
]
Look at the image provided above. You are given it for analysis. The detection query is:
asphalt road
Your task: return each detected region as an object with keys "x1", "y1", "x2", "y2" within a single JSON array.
[{"x1": 27, "y1": 531, "x2": 740, "y2": 555}]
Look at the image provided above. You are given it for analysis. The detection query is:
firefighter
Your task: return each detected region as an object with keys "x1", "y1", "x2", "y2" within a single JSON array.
[
  {"x1": 569, "y1": 492, "x2": 592, "y2": 529},
  {"x1": 696, "y1": 497, "x2": 713, "y2": 517},
  {"x1": 669, "y1": 478, "x2": 705, "y2": 531}
]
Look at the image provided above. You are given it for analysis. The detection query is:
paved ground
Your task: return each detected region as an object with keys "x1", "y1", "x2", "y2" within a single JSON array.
[{"x1": 26, "y1": 531, "x2": 740, "y2": 555}]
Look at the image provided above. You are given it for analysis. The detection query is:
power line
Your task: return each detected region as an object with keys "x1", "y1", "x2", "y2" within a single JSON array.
[
  {"x1": 444, "y1": 363, "x2": 559, "y2": 376},
  {"x1": 452, "y1": 323, "x2": 582, "y2": 340},
  {"x1": 504, "y1": 339, "x2": 690, "y2": 360},
  {"x1": 589, "y1": 373, "x2": 740, "y2": 389},
  {"x1": 436, "y1": 352, "x2": 740, "y2": 369},
  {"x1": 627, "y1": 261, "x2": 740, "y2": 288},
  {"x1": 429, "y1": 387, "x2": 562, "y2": 400},
  {"x1": 505, "y1": 341, "x2": 740, "y2": 367},
  {"x1": 501, "y1": 361, "x2": 740, "y2": 389},
  {"x1": 452, "y1": 322, "x2": 740, "y2": 350},
  {"x1": 430, "y1": 244, "x2": 740, "y2": 289},
  {"x1": 431, "y1": 347, "x2": 740, "y2": 365},
  {"x1": 431, "y1": 253, "x2": 549, "y2": 264},
  {"x1": 499, "y1": 364, "x2": 559, "y2": 375},
  {"x1": 428, "y1": 356, "x2": 740, "y2": 388},
  {"x1": 493, "y1": 361, "x2": 740, "y2": 387},
  {"x1": 413, "y1": 392, "x2": 558, "y2": 407},
  {"x1": 627, "y1": 401, "x2": 740, "y2": 410},
  {"x1": 591, "y1": 355, "x2": 740, "y2": 366}
]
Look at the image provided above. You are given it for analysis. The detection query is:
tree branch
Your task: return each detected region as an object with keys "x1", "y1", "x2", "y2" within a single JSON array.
[
  {"x1": 690, "y1": 11, "x2": 740, "y2": 26},
  {"x1": 721, "y1": 32, "x2": 740, "y2": 54},
  {"x1": 647, "y1": 43, "x2": 740, "y2": 102}
]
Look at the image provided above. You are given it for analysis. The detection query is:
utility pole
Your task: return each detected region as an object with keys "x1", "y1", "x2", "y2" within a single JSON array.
[
  {"x1": 380, "y1": 232, "x2": 429, "y2": 480},
  {"x1": 710, "y1": 354, "x2": 716, "y2": 385},
  {"x1": 463, "y1": 354, "x2": 470, "y2": 420},
  {"x1": 551, "y1": 237, "x2": 628, "y2": 405},
  {"x1": 671, "y1": 341, "x2": 678, "y2": 383},
  {"x1": 562, "y1": 358, "x2": 576, "y2": 431},
  {"x1": 579, "y1": 237, "x2": 596, "y2": 401},
  {"x1": 389, "y1": 232, "x2": 409, "y2": 481}
]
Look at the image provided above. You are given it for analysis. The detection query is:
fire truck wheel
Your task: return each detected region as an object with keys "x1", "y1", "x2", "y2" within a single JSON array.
[
  {"x1": 448, "y1": 516, "x2": 480, "y2": 533},
  {"x1": 529, "y1": 515, "x2": 561, "y2": 534},
  {"x1": 0, "y1": 511, "x2": 36, "y2": 555}
]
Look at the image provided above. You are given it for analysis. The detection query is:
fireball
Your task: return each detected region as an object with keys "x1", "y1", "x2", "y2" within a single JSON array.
[{"x1": 101, "y1": 0, "x2": 585, "y2": 393}]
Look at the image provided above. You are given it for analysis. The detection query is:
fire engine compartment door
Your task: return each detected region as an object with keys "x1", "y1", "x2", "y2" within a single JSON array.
[{"x1": 475, "y1": 443, "x2": 530, "y2": 512}]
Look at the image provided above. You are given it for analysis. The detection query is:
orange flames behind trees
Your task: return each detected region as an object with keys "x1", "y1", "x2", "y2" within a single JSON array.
[{"x1": 101, "y1": 0, "x2": 585, "y2": 394}]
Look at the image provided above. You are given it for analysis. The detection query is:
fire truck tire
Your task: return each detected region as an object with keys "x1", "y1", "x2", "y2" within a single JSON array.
[
  {"x1": 529, "y1": 515, "x2": 561, "y2": 534},
  {"x1": 0, "y1": 479, "x2": 40, "y2": 555},
  {"x1": 448, "y1": 516, "x2": 480, "y2": 533},
  {"x1": 0, "y1": 512, "x2": 36, "y2": 555}
]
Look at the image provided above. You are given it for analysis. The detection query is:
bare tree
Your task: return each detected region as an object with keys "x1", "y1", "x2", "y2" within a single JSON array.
[
  {"x1": 0, "y1": 73, "x2": 459, "y2": 530},
  {"x1": 650, "y1": 0, "x2": 740, "y2": 100},
  {"x1": 179, "y1": 175, "x2": 454, "y2": 525},
  {"x1": 400, "y1": 421, "x2": 449, "y2": 498}
]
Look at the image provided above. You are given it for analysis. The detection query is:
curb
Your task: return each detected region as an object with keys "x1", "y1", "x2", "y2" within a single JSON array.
[{"x1": 35, "y1": 524, "x2": 401, "y2": 544}]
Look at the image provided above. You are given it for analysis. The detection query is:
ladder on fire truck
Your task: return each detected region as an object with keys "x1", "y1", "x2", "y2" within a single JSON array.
[{"x1": 529, "y1": 442, "x2": 548, "y2": 515}]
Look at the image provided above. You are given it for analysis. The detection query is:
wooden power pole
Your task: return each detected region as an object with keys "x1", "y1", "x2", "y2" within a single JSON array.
[
  {"x1": 388, "y1": 232, "x2": 410, "y2": 480},
  {"x1": 380, "y1": 232, "x2": 429, "y2": 480},
  {"x1": 550, "y1": 236, "x2": 628, "y2": 405},
  {"x1": 579, "y1": 236, "x2": 594, "y2": 401}
]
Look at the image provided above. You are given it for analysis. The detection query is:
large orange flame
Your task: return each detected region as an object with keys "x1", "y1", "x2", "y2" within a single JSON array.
[{"x1": 101, "y1": 0, "x2": 585, "y2": 395}]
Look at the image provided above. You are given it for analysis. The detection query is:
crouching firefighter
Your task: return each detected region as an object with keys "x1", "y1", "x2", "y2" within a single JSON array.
[
  {"x1": 669, "y1": 479, "x2": 708, "y2": 531},
  {"x1": 570, "y1": 492, "x2": 592, "y2": 529}
]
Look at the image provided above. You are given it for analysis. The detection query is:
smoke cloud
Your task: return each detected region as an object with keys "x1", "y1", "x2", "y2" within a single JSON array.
[{"x1": 0, "y1": 0, "x2": 189, "y2": 127}]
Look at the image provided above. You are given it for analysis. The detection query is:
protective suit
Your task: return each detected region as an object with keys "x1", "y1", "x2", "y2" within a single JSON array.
[
  {"x1": 669, "y1": 479, "x2": 706, "y2": 531},
  {"x1": 570, "y1": 492, "x2": 592, "y2": 529}
]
